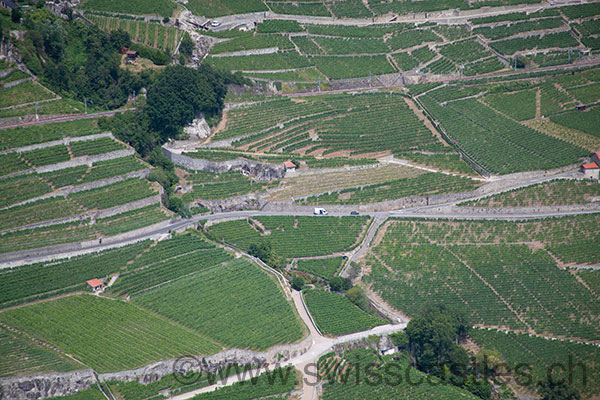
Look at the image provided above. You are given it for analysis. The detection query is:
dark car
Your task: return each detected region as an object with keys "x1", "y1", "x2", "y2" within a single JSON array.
[{"x1": 350, "y1": 211, "x2": 359, "y2": 216}]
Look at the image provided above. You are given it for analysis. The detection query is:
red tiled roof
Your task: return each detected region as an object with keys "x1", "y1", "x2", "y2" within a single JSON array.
[
  {"x1": 582, "y1": 162, "x2": 599, "y2": 169},
  {"x1": 284, "y1": 161, "x2": 296, "y2": 169},
  {"x1": 594, "y1": 151, "x2": 600, "y2": 158},
  {"x1": 86, "y1": 279, "x2": 103, "y2": 288}
]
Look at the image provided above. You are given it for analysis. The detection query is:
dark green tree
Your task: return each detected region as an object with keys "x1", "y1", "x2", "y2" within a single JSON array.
[
  {"x1": 146, "y1": 64, "x2": 226, "y2": 138},
  {"x1": 109, "y1": 29, "x2": 131, "y2": 50},
  {"x1": 538, "y1": 379, "x2": 581, "y2": 400},
  {"x1": 328, "y1": 276, "x2": 351, "y2": 292},
  {"x1": 290, "y1": 276, "x2": 304, "y2": 291},
  {"x1": 11, "y1": 7, "x2": 22, "y2": 23},
  {"x1": 179, "y1": 34, "x2": 195, "y2": 57}
]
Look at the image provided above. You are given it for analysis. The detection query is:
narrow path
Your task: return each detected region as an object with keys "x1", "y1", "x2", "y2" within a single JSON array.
[
  {"x1": 0, "y1": 109, "x2": 135, "y2": 130},
  {"x1": 340, "y1": 216, "x2": 386, "y2": 279}
]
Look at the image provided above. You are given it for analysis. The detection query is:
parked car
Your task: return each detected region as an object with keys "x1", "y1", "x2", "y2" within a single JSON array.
[
  {"x1": 314, "y1": 208, "x2": 328, "y2": 215},
  {"x1": 210, "y1": 20, "x2": 221, "y2": 27},
  {"x1": 350, "y1": 211, "x2": 360, "y2": 216}
]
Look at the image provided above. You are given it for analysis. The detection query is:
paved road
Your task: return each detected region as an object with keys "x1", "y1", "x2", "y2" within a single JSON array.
[
  {"x1": 2, "y1": 202, "x2": 599, "y2": 268},
  {"x1": 0, "y1": 109, "x2": 134, "y2": 130}
]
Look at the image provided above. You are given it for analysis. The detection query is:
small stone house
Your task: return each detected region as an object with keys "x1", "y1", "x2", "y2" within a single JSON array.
[
  {"x1": 581, "y1": 162, "x2": 599, "y2": 180},
  {"x1": 284, "y1": 161, "x2": 296, "y2": 172},
  {"x1": 86, "y1": 278, "x2": 104, "y2": 292}
]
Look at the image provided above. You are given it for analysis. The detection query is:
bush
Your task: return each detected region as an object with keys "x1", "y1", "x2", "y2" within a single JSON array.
[{"x1": 346, "y1": 286, "x2": 368, "y2": 312}]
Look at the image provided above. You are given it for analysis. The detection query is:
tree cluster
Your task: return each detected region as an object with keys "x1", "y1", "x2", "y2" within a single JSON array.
[{"x1": 406, "y1": 304, "x2": 490, "y2": 399}]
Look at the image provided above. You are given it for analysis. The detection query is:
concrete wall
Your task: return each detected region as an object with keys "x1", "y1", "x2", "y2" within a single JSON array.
[{"x1": 2, "y1": 77, "x2": 33, "y2": 89}]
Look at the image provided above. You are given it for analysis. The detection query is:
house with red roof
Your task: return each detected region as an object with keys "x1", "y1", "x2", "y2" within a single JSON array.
[
  {"x1": 86, "y1": 279, "x2": 104, "y2": 292},
  {"x1": 581, "y1": 162, "x2": 599, "y2": 180},
  {"x1": 284, "y1": 161, "x2": 296, "y2": 172}
]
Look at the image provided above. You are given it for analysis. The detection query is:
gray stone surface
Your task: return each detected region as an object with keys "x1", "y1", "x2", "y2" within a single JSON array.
[
  {"x1": 0, "y1": 370, "x2": 96, "y2": 400},
  {"x1": 163, "y1": 146, "x2": 284, "y2": 182}
]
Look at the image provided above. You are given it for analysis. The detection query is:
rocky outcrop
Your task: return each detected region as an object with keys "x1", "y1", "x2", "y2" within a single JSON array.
[
  {"x1": 162, "y1": 145, "x2": 285, "y2": 182},
  {"x1": 196, "y1": 193, "x2": 264, "y2": 212},
  {"x1": 0, "y1": 370, "x2": 96, "y2": 400},
  {"x1": 183, "y1": 114, "x2": 211, "y2": 139}
]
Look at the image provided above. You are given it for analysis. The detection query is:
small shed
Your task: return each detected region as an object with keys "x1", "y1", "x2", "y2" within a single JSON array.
[
  {"x1": 119, "y1": 47, "x2": 129, "y2": 54},
  {"x1": 581, "y1": 162, "x2": 599, "y2": 180},
  {"x1": 0, "y1": 0, "x2": 20, "y2": 10},
  {"x1": 284, "y1": 161, "x2": 296, "y2": 172},
  {"x1": 126, "y1": 51, "x2": 139, "y2": 61},
  {"x1": 86, "y1": 278, "x2": 104, "y2": 292}
]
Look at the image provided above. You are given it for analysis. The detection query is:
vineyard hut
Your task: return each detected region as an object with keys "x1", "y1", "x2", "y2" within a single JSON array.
[
  {"x1": 126, "y1": 51, "x2": 139, "y2": 61},
  {"x1": 592, "y1": 151, "x2": 600, "y2": 165},
  {"x1": 284, "y1": 161, "x2": 296, "y2": 172},
  {"x1": 581, "y1": 162, "x2": 599, "y2": 180},
  {"x1": 86, "y1": 278, "x2": 104, "y2": 292}
]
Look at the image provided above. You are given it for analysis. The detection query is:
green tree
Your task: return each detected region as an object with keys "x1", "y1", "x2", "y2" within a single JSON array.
[
  {"x1": 146, "y1": 65, "x2": 226, "y2": 138},
  {"x1": 290, "y1": 276, "x2": 304, "y2": 291},
  {"x1": 346, "y1": 286, "x2": 369, "y2": 312},
  {"x1": 328, "y1": 276, "x2": 351, "y2": 292},
  {"x1": 11, "y1": 7, "x2": 22, "y2": 23},
  {"x1": 179, "y1": 34, "x2": 195, "y2": 57},
  {"x1": 109, "y1": 29, "x2": 131, "y2": 50},
  {"x1": 538, "y1": 379, "x2": 581, "y2": 400},
  {"x1": 405, "y1": 304, "x2": 471, "y2": 373}
]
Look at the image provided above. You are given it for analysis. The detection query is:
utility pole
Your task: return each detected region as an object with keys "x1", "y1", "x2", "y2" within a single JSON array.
[
  {"x1": 514, "y1": 55, "x2": 517, "y2": 71},
  {"x1": 568, "y1": 48, "x2": 571, "y2": 63},
  {"x1": 84, "y1": 98, "x2": 87, "y2": 114},
  {"x1": 133, "y1": 91, "x2": 136, "y2": 106},
  {"x1": 35, "y1": 102, "x2": 38, "y2": 121},
  {"x1": 368, "y1": 70, "x2": 372, "y2": 87},
  {"x1": 318, "y1": 76, "x2": 321, "y2": 92}
]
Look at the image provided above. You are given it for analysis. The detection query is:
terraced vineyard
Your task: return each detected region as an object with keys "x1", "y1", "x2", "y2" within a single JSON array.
[
  {"x1": 0, "y1": 204, "x2": 168, "y2": 254},
  {"x1": 461, "y1": 179, "x2": 600, "y2": 207},
  {"x1": 296, "y1": 257, "x2": 344, "y2": 281},
  {"x1": 134, "y1": 258, "x2": 304, "y2": 350},
  {"x1": 0, "y1": 240, "x2": 150, "y2": 307},
  {"x1": 364, "y1": 216, "x2": 600, "y2": 340},
  {"x1": 206, "y1": 216, "x2": 369, "y2": 258},
  {"x1": 319, "y1": 349, "x2": 479, "y2": 400},
  {"x1": 471, "y1": 329, "x2": 600, "y2": 396},
  {"x1": 298, "y1": 172, "x2": 481, "y2": 205},
  {"x1": 419, "y1": 93, "x2": 587, "y2": 174},
  {"x1": 0, "y1": 325, "x2": 83, "y2": 377},
  {"x1": 304, "y1": 289, "x2": 387, "y2": 335},
  {"x1": 222, "y1": 93, "x2": 444, "y2": 156},
  {"x1": 0, "y1": 295, "x2": 221, "y2": 372}
]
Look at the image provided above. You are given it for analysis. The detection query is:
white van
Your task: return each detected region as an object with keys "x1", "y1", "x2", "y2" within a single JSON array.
[{"x1": 314, "y1": 208, "x2": 328, "y2": 215}]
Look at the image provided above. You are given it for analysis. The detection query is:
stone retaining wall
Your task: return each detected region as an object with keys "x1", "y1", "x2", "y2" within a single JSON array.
[
  {"x1": 0, "y1": 370, "x2": 96, "y2": 400},
  {"x1": 0, "y1": 132, "x2": 113, "y2": 155},
  {"x1": 2, "y1": 148, "x2": 135, "y2": 180},
  {"x1": 211, "y1": 47, "x2": 279, "y2": 58},
  {"x1": 0, "y1": 191, "x2": 161, "y2": 234},
  {"x1": 2, "y1": 77, "x2": 33, "y2": 89},
  {"x1": 3, "y1": 168, "x2": 150, "y2": 210},
  {"x1": 163, "y1": 146, "x2": 284, "y2": 182}
]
